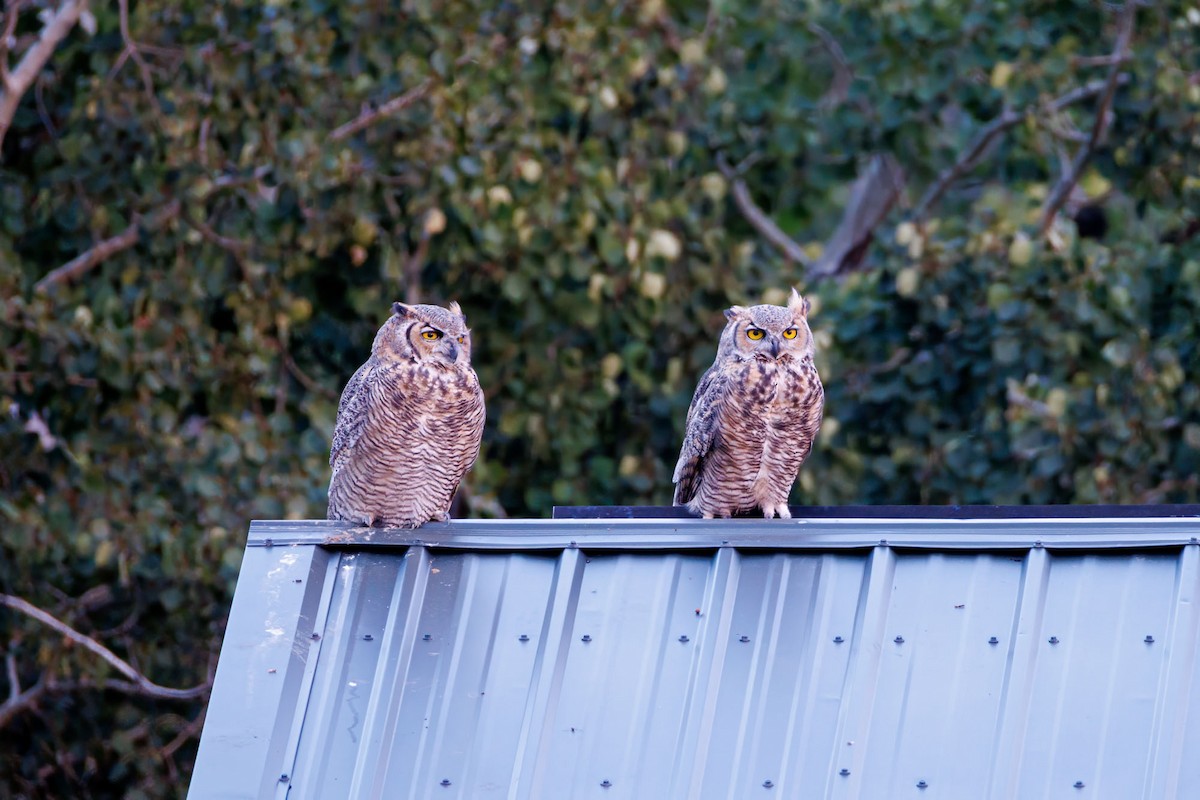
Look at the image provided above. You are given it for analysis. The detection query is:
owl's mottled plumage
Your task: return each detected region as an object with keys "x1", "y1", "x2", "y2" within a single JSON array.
[
  {"x1": 673, "y1": 289, "x2": 824, "y2": 519},
  {"x1": 327, "y1": 301, "x2": 485, "y2": 528}
]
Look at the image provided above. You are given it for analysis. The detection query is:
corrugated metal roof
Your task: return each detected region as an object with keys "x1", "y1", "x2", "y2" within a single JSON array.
[{"x1": 190, "y1": 514, "x2": 1200, "y2": 799}]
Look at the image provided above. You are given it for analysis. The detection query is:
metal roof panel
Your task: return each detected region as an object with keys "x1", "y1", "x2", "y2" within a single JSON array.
[{"x1": 190, "y1": 515, "x2": 1200, "y2": 799}]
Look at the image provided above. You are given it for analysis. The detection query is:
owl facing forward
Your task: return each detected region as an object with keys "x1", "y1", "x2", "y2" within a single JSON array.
[
  {"x1": 327, "y1": 301, "x2": 486, "y2": 528},
  {"x1": 672, "y1": 289, "x2": 824, "y2": 519}
]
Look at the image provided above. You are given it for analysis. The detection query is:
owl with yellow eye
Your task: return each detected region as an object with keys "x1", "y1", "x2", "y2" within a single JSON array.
[
  {"x1": 672, "y1": 289, "x2": 824, "y2": 519},
  {"x1": 327, "y1": 301, "x2": 485, "y2": 528}
]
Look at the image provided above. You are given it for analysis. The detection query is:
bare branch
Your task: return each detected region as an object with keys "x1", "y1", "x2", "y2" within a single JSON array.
[
  {"x1": 111, "y1": 0, "x2": 162, "y2": 117},
  {"x1": 34, "y1": 200, "x2": 181, "y2": 293},
  {"x1": 0, "y1": 0, "x2": 26, "y2": 90},
  {"x1": 0, "y1": 594, "x2": 209, "y2": 702},
  {"x1": 1071, "y1": 53, "x2": 1132, "y2": 68},
  {"x1": 715, "y1": 153, "x2": 814, "y2": 268},
  {"x1": 914, "y1": 76, "x2": 1130, "y2": 221},
  {"x1": 1038, "y1": 2, "x2": 1136, "y2": 235},
  {"x1": 179, "y1": 205, "x2": 250, "y2": 255},
  {"x1": 0, "y1": 0, "x2": 88, "y2": 154},
  {"x1": 329, "y1": 53, "x2": 476, "y2": 142},
  {"x1": 5, "y1": 653, "x2": 19, "y2": 704},
  {"x1": 812, "y1": 154, "x2": 906, "y2": 276},
  {"x1": 281, "y1": 350, "x2": 338, "y2": 401},
  {"x1": 329, "y1": 80, "x2": 435, "y2": 142},
  {"x1": 0, "y1": 678, "x2": 46, "y2": 730},
  {"x1": 808, "y1": 23, "x2": 852, "y2": 109},
  {"x1": 160, "y1": 709, "x2": 206, "y2": 761}
]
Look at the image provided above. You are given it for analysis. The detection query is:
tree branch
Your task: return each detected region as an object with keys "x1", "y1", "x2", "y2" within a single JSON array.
[
  {"x1": 715, "y1": 153, "x2": 814, "y2": 268},
  {"x1": 812, "y1": 153, "x2": 906, "y2": 277},
  {"x1": 0, "y1": 594, "x2": 209, "y2": 705},
  {"x1": 34, "y1": 200, "x2": 181, "y2": 293},
  {"x1": 0, "y1": 676, "x2": 46, "y2": 730},
  {"x1": 0, "y1": 0, "x2": 88, "y2": 154},
  {"x1": 0, "y1": 1, "x2": 26, "y2": 90},
  {"x1": 329, "y1": 53, "x2": 477, "y2": 142},
  {"x1": 111, "y1": 0, "x2": 162, "y2": 118},
  {"x1": 913, "y1": 75, "x2": 1131, "y2": 221},
  {"x1": 1038, "y1": 2, "x2": 1136, "y2": 235},
  {"x1": 808, "y1": 23, "x2": 852, "y2": 109},
  {"x1": 330, "y1": 80, "x2": 434, "y2": 142}
]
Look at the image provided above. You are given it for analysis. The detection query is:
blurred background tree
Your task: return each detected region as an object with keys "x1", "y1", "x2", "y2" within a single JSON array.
[{"x1": 1, "y1": 0, "x2": 1197, "y2": 794}]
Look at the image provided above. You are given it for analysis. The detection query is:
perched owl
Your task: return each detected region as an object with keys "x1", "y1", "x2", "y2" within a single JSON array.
[
  {"x1": 672, "y1": 289, "x2": 824, "y2": 519},
  {"x1": 327, "y1": 301, "x2": 486, "y2": 528}
]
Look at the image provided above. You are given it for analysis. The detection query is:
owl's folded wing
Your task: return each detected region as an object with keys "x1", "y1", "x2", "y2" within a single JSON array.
[
  {"x1": 328, "y1": 361, "x2": 372, "y2": 473},
  {"x1": 672, "y1": 366, "x2": 728, "y2": 506}
]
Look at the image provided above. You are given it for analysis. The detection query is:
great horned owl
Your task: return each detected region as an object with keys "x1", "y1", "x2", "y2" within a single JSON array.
[
  {"x1": 327, "y1": 301, "x2": 486, "y2": 527},
  {"x1": 672, "y1": 289, "x2": 824, "y2": 519}
]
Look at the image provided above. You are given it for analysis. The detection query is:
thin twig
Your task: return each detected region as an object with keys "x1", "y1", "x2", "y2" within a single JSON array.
[
  {"x1": 715, "y1": 153, "x2": 814, "y2": 268},
  {"x1": 0, "y1": 0, "x2": 89, "y2": 154},
  {"x1": 328, "y1": 53, "x2": 475, "y2": 142},
  {"x1": 281, "y1": 350, "x2": 338, "y2": 401},
  {"x1": 114, "y1": 0, "x2": 161, "y2": 117},
  {"x1": 913, "y1": 76, "x2": 1130, "y2": 221},
  {"x1": 179, "y1": 205, "x2": 250, "y2": 254},
  {"x1": 160, "y1": 709, "x2": 206, "y2": 761},
  {"x1": 35, "y1": 200, "x2": 181, "y2": 293},
  {"x1": 1071, "y1": 53, "x2": 1132, "y2": 68},
  {"x1": 5, "y1": 653, "x2": 19, "y2": 704},
  {"x1": 1038, "y1": 2, "x2": 1136, "y2": 235},
  {"x1": 0, "y1": 594, "x2": 209, "y2": 702},
  {"x1": 329, "y1": 80, "x2": 435, "y2": 142},
  {"x1": 808, "y1": 23, "x2": 851, "y2": 109},
  {"x1": 0, "y1": 678, "x2": 46, "y2": 730}
]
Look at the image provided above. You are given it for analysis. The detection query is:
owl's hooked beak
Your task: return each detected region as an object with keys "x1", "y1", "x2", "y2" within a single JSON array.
[
  {"x1": 446, "y1": 341, "x2": 460, "y2": 362},
  {"x1": 768, "y1": 339, "x2": 780, "y2": 359}
]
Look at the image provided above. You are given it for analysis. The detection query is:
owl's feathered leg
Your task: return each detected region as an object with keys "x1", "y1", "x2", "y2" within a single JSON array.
[{"x1": 762, "y1": 502, "x2": 791, "y2": 520}]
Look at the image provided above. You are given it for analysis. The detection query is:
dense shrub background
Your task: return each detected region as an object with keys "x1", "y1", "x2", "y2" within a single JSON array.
[{"x1": 1, "y1": 0, "x2": 1197, "y2": 795}]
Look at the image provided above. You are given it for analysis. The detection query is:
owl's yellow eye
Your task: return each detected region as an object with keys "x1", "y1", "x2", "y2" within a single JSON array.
[
  {"x1": 746, "y1": 328, "x2": 765, "y2": 341},
  {"x1": 782, "y1": 328, "x2": 798, "y2": 340},
  {"x1": 421, "y1": 330, "x2": 442, "y2": 341},
  {"x1": 457, "y1": 336, "x2": 465, "y2": 344}
]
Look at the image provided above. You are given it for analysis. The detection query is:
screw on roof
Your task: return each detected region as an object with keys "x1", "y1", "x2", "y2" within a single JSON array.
[
  {"x1": 518, "y1": 634, "x2": 530, "y2": 642},
  {"x1": 988, "y1": 636, "x2": 999, "y2": 645},
  {"x1": 894, "y1": 636, "x2": 905, "y2": 644},
  {"x1": 600, "y1": 779, "x2": 612, "y2": 788},
  {"x1": 679, "y1": 635, "x2": 690, "y2": 643},
  {"x1": 917, "y1": 779, "x2": 928, "y2": 789},
  {"x1": 1144, "y1": 635, "x2": 1155, "y2": 644},
  {"x1": 581, "y1": 634, "x2": 592, "y2": 643},
  {"x1": 762, "y1": 780, "x2": 774, "y2": 788},
  {"x1": 833, "y1": 636, "x2": 844, "y2": 643},
  {"x1": 1049, "y1": 636, "x2": 1060, "y2": 644},
  {"x1": 839, "y1": 769, "x2": 850, "y2": 777},
  {"x1": 440, "y1": 779, "x2": 451, "y2": 787},
  {"x1": 739, "y1": 635, "x2": 751, "y2": 643}
]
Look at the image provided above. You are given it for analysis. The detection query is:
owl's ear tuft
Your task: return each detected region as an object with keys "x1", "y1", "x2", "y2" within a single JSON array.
[
  {"x1": 392, "y1": 302, "x2": 412, "y2": 318},
  {"x1": 448, "y1": 300, "x2": 464, "y2": 320},
  {"x1": 787, "y1": 288, "x2": 810, "y2": 318},
  {"x1": 723, "y1": 305, "x2": 747, "y2": 321}
]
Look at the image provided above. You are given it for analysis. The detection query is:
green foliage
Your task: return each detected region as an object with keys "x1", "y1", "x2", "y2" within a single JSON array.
[{"x1": 1, "y1": 0, "x2": 1198, "y2": 795}]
